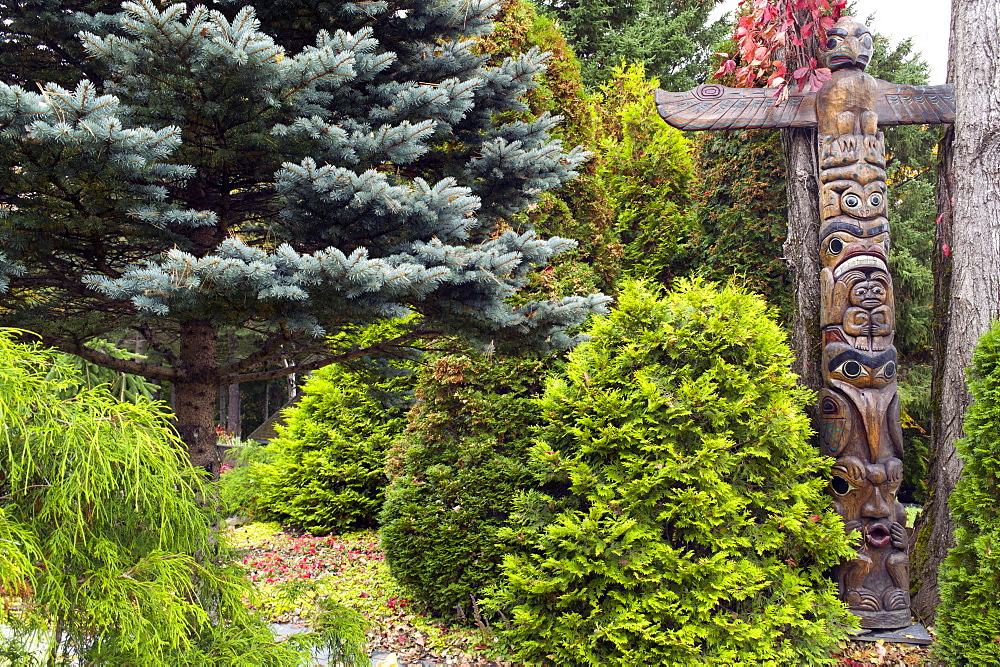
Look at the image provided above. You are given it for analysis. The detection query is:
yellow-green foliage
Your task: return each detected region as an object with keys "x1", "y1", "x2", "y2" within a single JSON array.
[
  {"x1": 499, "y1": 281, "x2": 858, "y2": 665},
  {"x1": 596, "y1": 63, "x2": 696, "y2": 282},
  {"x1": 477, "y1": 2, "x2": 701, "y2": 295},
  {"x1": 936, "y1": 321, "x2": 1000, "y2": 665},
  {"x1": 0, "y1": 330, "x2": 309, "y2": 665}
]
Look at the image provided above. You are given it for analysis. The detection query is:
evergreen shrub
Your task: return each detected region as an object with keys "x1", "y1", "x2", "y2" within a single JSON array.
[
  {"x1": 217, "y1": 436, "x2": 272, "y2": 518},
  {"x1": 0, "y1": 329, "x2": 330, "y2": 665},
  {"x1": 252, "y1": 359, "x2": 412, "y2": 535},
  {"x1": 596, "y1": 63, "x2": 696, "y2": 284},
  {"x1": 936, "y1": 321, "x2": 1000, "y2": 665},
  {"x1": 498, "y1": 280, "x2": 858, "y2": 665},
  {"x1": 380, "y1": 352, "x2": 548, "y2": 618}
]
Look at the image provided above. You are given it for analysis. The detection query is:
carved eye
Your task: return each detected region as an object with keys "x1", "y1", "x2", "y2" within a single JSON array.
[
  {"x1": 879, "y1": 361, "x2": 897, "y2": 379},
  {"x1": 869, "y1": 193, "x2": 883, "y2": 207},
  {"x1": 884, "y1": 238, "x2": 890, "y2": 253},
  {"x1": 836, "y1": 359, "x2": 867, "y2": 379},
  {"x1": 861, "y1": 34, "x2": 873, "y2": 49},
  {"x1": 826, "y1": 37, "x2": 839, "y2": 49},
  {"x1": 832, "y1": 475, "x2": 852, "y2": 495},
  {"x1": 843, "y1": 194, "x2": 861, "y2": 208},
  {"x1": 829, "y1": 237, "x2": 845, "y2": 255}
]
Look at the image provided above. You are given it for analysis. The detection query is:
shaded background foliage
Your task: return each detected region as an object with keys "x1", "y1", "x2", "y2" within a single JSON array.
[
  {"x1": 534, "y1": 0, "x2": 728, "y2": 90},
  {"x1": 380, "y1": 352, "x2": 549, "y2": 619}
]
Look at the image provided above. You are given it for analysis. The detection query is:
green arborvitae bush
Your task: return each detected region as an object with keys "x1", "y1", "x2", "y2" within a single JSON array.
[
  {"x1": 0, "y1": 329, "x2": 330, "y2": 665},
  {"x1": 498, "y1": 280, "x2": 858, "y2": 665},
  {"x1": 380, "y1": 352, "x2": 548, "y2": 619},
  {"x1": 935, "y1": 321, "x2": 1000, "y2": 665},
  {"x1": 595, "y1": 62, "x2": 696, "y2": 284},
  {"x1": 251, "y1": 360, "x2": 413, "y2": 535},
  {"x1": 217, "y1": 436, "x2": 273, "y2": 518},
  {"x1": 253, "y1": 366, "x2": 407, "y2": 535},
  {"x1": 479, "y1": 0, "x2": 621, "y2": 296}
]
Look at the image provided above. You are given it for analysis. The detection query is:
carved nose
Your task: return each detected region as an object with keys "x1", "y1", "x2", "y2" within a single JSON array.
[
  {"x1": 845, "y1": 38, "x2": 862, "y2": 65},
  {"x1": 861, "y1": 486, "x2": 892, "y2": 519}
]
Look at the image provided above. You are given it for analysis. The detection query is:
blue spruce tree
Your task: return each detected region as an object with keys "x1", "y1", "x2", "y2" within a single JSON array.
[{"x1": 0, "y1": 0, "x2": 607, "y2": 472}]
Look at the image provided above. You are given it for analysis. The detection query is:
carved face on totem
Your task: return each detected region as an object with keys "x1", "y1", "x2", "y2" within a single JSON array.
[
  {"x1": 849, "y1": 280, "x2": 887, "y2": 310},
  {"x1": 830, "y1": 456, "x2": 904, "y2": 549},
  {"x1": 820, "y1": 227, "x2": 890, "y2": 273},
  {"x1": 822, "y1": 180, "x2": 886, "y2": 221},
  {"x1": 818, "y1": 19, "x2": 874, "y2": 72},
  {"x1": 826, "y1": 346, "x2": 897, "y2": 390}
]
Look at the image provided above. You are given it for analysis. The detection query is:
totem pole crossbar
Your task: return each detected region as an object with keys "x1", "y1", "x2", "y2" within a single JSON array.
[{"x1": 655, "y1": 18, "x2": 955, "y2": 631}]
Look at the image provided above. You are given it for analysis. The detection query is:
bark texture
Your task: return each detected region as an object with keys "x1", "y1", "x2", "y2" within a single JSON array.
[
  {"x1": 781, "y1": 126, "x2": 823, "y2": 397},
  {"x1": 911, "y1": 0, "x2": 1000, "y2": 622},
  {"x1": 174, "y1": 319, "x2": 220, "y2": 475}
]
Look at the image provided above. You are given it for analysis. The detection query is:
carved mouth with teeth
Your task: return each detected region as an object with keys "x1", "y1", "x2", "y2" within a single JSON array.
[
  {"x1": 834, "y1": 253, "x2": 887, "y2": 280},
  {"x1": 866, "y1": 522, "x2": 892, "y2": 548}
]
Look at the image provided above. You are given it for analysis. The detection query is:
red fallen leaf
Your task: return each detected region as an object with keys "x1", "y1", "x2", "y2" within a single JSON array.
[{"x1": 810, "y1": 514, "x2": 821, "y2": 522}]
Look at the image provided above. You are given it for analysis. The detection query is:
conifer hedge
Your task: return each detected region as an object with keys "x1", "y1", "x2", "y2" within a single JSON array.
[
  {"x1": 936, "y1": 321, "x2": 1000, "y2": 665},
  {"x1": 251, "y1": 360, "x2": 412, "y2": 535},
  {"x1": 498, "y1": 280, "x2": 857, "y2": 665},
  {"x1": 380, "y1": 353, "x2": 547, "y2": 619}
]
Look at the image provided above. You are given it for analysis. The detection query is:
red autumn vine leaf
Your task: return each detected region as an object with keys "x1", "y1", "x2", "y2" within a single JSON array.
[{"x1": 714, "y1": 0, "x2": 846, "y2": 94}]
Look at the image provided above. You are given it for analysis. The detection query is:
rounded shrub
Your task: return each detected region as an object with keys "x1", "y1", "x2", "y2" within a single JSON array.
[
  {"x1": 499, "y1": 279, "x2": 858, "y2": 665},
  {"x1": 380, "y1": 352, "x2": 548, "y2": 619},
  {"x1": 252, "y1": 361, "x2": 412, "y2": 535},
  {"x1": 936, "y1": 321, "x2": 1000, "y2": 665}
]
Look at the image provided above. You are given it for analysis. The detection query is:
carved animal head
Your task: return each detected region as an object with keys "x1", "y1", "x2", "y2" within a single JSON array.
[
  {"x1": 822, "y1": 180, "x2": 886, "y2": 221},
  {"x1": 818, "y1": 18, "x2": 874, "y2": 71},
  {"x1": 826, "y1": 345, "x2": 898, "y2": 390},
  {"x1": 820, "y1": 225, "x2": 890, "y2": 274}
]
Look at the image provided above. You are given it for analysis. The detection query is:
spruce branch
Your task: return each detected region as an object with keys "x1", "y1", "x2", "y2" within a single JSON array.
[
  {"x1": 44, "y1": 336, "x2": 185, "y2": 382},
  {"x1": 132, "y1": 323, "x2": 180, "y2": 366},
  {"x1": 224, "y1": 328, "x2": 441, "y2": 384}
]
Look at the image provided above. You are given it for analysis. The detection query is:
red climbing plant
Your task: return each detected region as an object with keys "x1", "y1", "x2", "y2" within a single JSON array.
[{"x1": 715, "y1": 0, "x2": 847, "y2": 92}]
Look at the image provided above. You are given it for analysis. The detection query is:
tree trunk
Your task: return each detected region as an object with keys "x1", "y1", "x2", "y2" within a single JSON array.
[
  {"x1": 226, "y1": 332, "x2": 241, "y2": 437},
  {"x1": 781, "y1": 126, "x2": 823, "y2": 397},
  {"x1": 911, "y1": 0, "x2": 1000, "y2": 622},
  {"x1": 227, "y1": 383, "x2": 240, "y2": 436},
  {"x1": 174, "y1": 319, "x2": 220, "y2": 475}
]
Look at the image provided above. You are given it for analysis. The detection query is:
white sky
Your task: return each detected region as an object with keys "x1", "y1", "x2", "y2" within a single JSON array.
[{"x1": 710, "y1": 0, "x2": 951, "y2": 84}]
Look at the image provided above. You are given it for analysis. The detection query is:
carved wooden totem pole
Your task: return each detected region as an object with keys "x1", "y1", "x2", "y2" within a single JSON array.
[{"x1": 654, "y1": 18, "x2": 955, "y2": 629}]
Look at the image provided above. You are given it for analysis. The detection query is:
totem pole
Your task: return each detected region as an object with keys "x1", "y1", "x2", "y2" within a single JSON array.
[{"x1": 654, "y1": 18, "x2": 955, "y2": 629}]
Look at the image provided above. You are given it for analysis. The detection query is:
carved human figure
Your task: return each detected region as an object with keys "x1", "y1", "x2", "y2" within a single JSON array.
[{"x1": 843, "y1": 278, "x2": 893, "y2": 350}]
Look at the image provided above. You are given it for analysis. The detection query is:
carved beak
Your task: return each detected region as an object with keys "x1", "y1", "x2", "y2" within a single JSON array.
[
  {"x1": 828, "y1": 37, "x2": 867, "y2": 70},
  {"x1": 830, "y1": 379, "x2": 897, "y2": 461}
]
